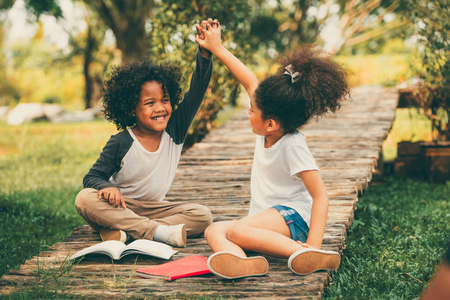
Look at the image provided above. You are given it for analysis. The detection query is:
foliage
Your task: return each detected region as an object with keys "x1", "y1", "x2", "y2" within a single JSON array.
[
  {"x1": 0, "y1": 0, "x2": 61, "y2": 18},
  {"x1": 247, "y1": 0, "x2": 411, "y2": 57},
  {"x1": 382, "y1": 108, "x2": 434, "y2": 161},
  {"x1": 151, "y1": 0, "x2": 254, "y2": 147},
  {"x1": 398, "y1": 0, "x2": 450, "y2": 141},
  {"x1": 336, "y1": 53, "x2": 412, "y2": 87},
  {"x1": 64, "y1": 4, "x2": 118, "y2": 109},
  {"x1": 6, "y1": 39, "x2": 86, "y2": 109},
  {"x1": 0, "y1": 21, "x2": 20, "y2": 105},
  {"x1": 324, "y1": 177, "x2": 450, "y2": 299}
]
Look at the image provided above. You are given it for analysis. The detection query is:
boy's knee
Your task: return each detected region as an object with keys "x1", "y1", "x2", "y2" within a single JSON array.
[
  {"x1": 75, "y1": 188, "x2": 97, "y2": 213},
  {"x1": 185, "y1": 204, "x2": 212, "y2": 237},
  {"x1": 191, "y1": 204, "x2": 213, "y2": 226}
]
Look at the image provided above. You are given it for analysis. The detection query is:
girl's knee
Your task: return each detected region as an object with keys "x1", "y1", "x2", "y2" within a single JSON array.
[
  {"x1": 227, "y1": 222, "x2": 247, "y2": 244},
  {"x1": 205, "y1": 221, "x2": 227, "y2": 242}
]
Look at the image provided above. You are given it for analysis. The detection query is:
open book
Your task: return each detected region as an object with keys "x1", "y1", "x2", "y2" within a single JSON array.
[
  {"x1": 70, "y1": 240, "x2": 178, "y2": 261},
  {"x1": 135, "y1": 255, "x2": 211, "y2": 281}
]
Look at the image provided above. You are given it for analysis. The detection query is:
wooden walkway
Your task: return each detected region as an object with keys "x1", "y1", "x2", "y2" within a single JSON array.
[{"x1": 0, "y1": 86, "x2": 398, "y2": 299}]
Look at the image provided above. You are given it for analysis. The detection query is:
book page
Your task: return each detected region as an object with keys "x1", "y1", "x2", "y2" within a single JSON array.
[
  {"x1": 70, "y1": 240, "x2": 126, "y2": 260},
  {"x1": 120, "y1": 239, "x2": 178, "y2": 260}
]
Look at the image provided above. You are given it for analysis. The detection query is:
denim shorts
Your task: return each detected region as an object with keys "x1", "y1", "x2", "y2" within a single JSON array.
[{"x1": 273, "y1": 205, "x2": 309, "y2": 243}]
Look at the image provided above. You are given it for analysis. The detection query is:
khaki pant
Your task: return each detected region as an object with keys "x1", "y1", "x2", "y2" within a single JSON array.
[{"x1": 75, "y1": 188, "x2": 212, "y2": 240}]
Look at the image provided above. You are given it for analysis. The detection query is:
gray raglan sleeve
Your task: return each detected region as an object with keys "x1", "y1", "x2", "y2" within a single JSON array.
[
  {"x1": 167, "y1": 48, "x2": 213, "y2": 144},
  {"x1": 82, "y1": 132, "x2": 130, "y2": 191}
]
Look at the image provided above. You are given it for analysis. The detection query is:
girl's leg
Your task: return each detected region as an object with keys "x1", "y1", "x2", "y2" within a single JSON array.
[
  {"x1": 205, "y1": 220, "x2": 270, "y2": 279},
  {"x1": 227, "y1": 208, "x2": 304, "y2": 258},
  {"x1": 205, "y1": 221, "x2": 247, "y2": 256},
  {"x1": 205, "y1": 208, "x2": 303, "y2": 279}
]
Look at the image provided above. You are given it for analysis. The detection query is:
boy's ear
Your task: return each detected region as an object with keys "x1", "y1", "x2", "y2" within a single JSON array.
[{"x1": 265, "y1": 118, "x2": 281, "y2": 132}]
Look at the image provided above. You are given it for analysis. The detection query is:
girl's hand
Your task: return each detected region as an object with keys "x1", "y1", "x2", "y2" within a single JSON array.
[
  {"x1": 296, "y1": 241, "x2": 310, "y2": 248},
  {"x1": 98, "y1": 187, "x2": 126, "y2": 209},
  {"x1": 195, "y1": 19, "x2": 221, "y2": 53},
  {"x1": 195, "y1": 19, "x2": 218, "y2": 58}
]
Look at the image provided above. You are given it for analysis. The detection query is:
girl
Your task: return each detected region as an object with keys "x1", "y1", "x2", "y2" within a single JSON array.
[
  {"x1": 75, "y1": 23, "x2": 214, "y2": 248},
  {"x1": 196, "y1": 21, "x2": 350, "y2": 278}
]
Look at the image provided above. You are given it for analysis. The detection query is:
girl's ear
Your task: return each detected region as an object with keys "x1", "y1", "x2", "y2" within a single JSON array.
[{"x1": 266, "y1": 118, "x2": 281, "y2": 132}]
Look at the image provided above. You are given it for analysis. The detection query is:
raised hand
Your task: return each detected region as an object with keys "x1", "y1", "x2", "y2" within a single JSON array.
[
  {"x1": 195, "y1": 19, "x2": 221, "y2": 53},
  {"x1": 195, "y1": 18, "x2": 219, "y2": 40}
]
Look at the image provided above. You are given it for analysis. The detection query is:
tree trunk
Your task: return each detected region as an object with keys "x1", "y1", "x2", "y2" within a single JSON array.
[
  {"x1": 83, "y1": 26, "x2": 94, "y2": 109},
  {"x1": 82, "y1": 0, "x2": 155, "y2": 64}
]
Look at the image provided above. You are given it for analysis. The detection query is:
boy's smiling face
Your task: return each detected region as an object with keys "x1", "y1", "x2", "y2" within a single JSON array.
[{"x1": 134, "y1": 81, "x2": 172, "y2": 134}]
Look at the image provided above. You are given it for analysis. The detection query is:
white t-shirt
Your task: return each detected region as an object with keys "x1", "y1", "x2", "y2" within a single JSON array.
[
  {"x1": 249, "y1": 131, "x2": 319, "y2": 226},
  {"x1": 109, "y1": 129, "x2": 183, "y2": 201}
]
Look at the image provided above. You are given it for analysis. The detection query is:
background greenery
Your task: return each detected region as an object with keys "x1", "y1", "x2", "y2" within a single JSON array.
[
  {"x1": 0, "y1": 0, "x2": 449, "y2": 298},
  {"x1": 324, "y1": 177, "x2": 449, "y2": 299}
]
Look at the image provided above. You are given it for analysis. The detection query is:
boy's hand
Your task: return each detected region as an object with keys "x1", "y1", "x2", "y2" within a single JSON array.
[
  {"x1": 196, "y1": 18, "x2": 220, "y2": 57},
  {"x1": 196, "y1": 18, "x2": 219, "y2": 40},
  {"x1": 196, "y1": 19, "x2": 221, "y2": 54},
  {"x1": 98, "y1": 187, "x2": 126, "y2": 209}
]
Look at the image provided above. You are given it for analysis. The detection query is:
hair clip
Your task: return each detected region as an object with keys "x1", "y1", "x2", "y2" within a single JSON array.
[{"x1": 283, "y1": 64, "x2": 300, "y2": 83}]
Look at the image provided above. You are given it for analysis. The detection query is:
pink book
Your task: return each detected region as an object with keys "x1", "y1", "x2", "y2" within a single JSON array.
[{"x1": 135, "y1": 255, "x2": 211, "y2": 281}]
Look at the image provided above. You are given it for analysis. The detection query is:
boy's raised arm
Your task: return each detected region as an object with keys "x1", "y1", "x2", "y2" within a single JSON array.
[{"x1": 196, "y1": 21, "x2": 259, "y2": 99}]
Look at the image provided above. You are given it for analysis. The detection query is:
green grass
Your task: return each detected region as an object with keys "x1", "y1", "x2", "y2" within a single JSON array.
[
  {"x1": 324, "y1": 177, "x2": 450, "y2": 299},
  {"x1": 0, "y1": 119, "x2": 118, "y2": 278}
]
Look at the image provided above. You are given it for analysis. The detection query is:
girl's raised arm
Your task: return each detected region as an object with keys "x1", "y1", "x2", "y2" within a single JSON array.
[{"x1": 196, "y1": 22, "x2": 259, "y2": 99}]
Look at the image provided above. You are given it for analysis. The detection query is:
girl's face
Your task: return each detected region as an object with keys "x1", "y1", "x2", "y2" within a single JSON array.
[
  {"x1": 248, "y1": 97, "x2": 267, "y2": 136},
  {"x1": 134, "y1": 81, "x2": 172, "y2": 134}
]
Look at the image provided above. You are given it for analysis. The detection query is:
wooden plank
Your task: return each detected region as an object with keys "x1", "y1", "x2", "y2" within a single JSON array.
[{"x1": 0, "y1": 86, "x2": 398, "y2": 298}]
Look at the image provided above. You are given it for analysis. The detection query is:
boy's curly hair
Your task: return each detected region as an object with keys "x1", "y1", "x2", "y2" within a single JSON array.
[
  {"x1": 255, "y1": 45, "x2": 351, "y2": 134},
  {"x1": 101, "y1": 59, "x2": 182, "y2": 130}
]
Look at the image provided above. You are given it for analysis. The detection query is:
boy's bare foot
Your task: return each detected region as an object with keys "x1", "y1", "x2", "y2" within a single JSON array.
[
  {"x1": 207, "y1": 251, "x2": 269, "y2": 279},
  {"x1": 288, "y1": 249, "x2": 341, "y2": 275}
]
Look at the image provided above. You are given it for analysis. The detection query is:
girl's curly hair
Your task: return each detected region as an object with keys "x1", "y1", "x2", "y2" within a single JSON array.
[
  {"x1": 101, "y1": 59, "x2": 182, "y2": 130},
  {"x1": 255, "y1": 45, "x2": 351, "y2": 134}
]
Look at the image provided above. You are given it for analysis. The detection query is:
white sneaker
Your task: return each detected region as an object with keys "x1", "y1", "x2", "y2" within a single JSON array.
[
  {"x1": 154, "y1": 224, "x2": 187, "y2": 248},
  {"x1": 288, "y1": 248, "x2": 341, "y2": 275}
]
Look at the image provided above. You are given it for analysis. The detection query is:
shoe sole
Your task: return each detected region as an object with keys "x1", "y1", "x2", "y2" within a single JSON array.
[
  {"x1": 207, "y1": 252, "x2": 268, "y2": 279},
  {"x1": 288, "y1": 249, "x2": 341, "y2": 275}
]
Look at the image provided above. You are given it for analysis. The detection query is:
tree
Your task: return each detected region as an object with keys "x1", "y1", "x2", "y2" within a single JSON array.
[
  {"x1": 249, "y1": 0, "x2": 410, "y2": 55},
  {"x1": 398, "y1": 0, "x2": 449, "y2": 141},
  {"x1": 0, "y1": 19, "x2": 20, "y2": 105},
  {"x1": 63, "y1": 3, "x2": 116, "y2": 109},
  {"x1": 0, "y1": 0, "x2": 61, "y2": 18},
  {"x1": 80, "y1": 0, "x2": 154, "y2": 64}
]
